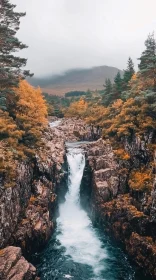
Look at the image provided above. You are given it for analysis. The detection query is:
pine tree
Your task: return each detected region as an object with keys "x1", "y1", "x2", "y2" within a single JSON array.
[
  {"x1": 138, "y1": 33, "x2": 156, "y2": 92},
  {"x1": 0, "y1": 0, "x2": 33, "y2": 110},
  {"x1": 101, "y1": 78, "x2": 113, "y2": 106},
  {"x1": 114, "y1": 71, "x2": 123, "y2": 96},
  {"x1": 103, "y1": 78, "x2": 112, "y2": 95},
  {"x1": 123, "y1": 57, "x2": 135, "y2": 89}
]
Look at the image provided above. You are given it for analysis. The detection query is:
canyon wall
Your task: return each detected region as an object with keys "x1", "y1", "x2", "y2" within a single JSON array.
[
  {"x1": 81, "y1": 134, "x2": 156, "y2": 279},
  {"x1": 1, "y1": 117, "x2": 155, "y2": 279},
  {"x1": 0, "y1": 118, "x2": 98, "y2": 280}
]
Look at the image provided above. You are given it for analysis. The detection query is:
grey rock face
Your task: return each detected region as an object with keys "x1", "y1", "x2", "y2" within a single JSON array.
[{"x1": 0, "y1": 164, "x2": 33, "y2": 248}]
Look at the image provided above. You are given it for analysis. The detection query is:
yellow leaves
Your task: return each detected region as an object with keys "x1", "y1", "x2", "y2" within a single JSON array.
[
  {"x1": 129, "y1": 73, "x2": 154, "y2": 95},
  {"x1": 114, "y1": 149, "x2": 130, "y2": 160},
  {"x1": 14, "y1": 80, "x2": 47, "y2": 127},
  {"x1": 65, "y1": 98, "x2": 88, "y2": 117},
  {"x1": 0, "y1": 142, "x2": 17, "y2": 187},
  {"x1": 29, "y1": 195, "x2": 37, "y2": 203},
  {"x1": 131, "y1": 73, "x2": 137, "y2": 81},
  {"x1": 0, "y1": 110, "x2": 22, "y2": 140},
  {"x1": 85, "y1": 105, "x2": 107, "y2": 125},
  {"x1": 112, "y1": 99, "x2": 123, "y2": 109},
  {"x1": 141, "y1": 117, "x2": 155, "y2": 130},
  {"x1": 0, "y1": 79, "x2": 49, "y2": 186},
  {"x1": 12, "y1": 80, "x2": 48, "y2": 145},
  {"x1": 117, "y1": 125, "x2": 132, "y2": 137},
  {"x1": 128, "y1": 169, "x2": 153, "y2": 192}
]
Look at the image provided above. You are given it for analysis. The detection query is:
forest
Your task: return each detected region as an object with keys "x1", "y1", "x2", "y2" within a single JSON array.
[
  {"x1": 64, "y1": 35, "x2": 156, "y2": 139},
  {"x1": 0, "y1": 1, "x2": 156, "y2": 280},
  {"x1": 0, "y1": 0, "x2": 156, "y2": 192},
  {"x1": 63, "y1": 35, "x2": 156, "y2": 192},
  {"x1": 0, "y1": 1, "x2": 48, "y2": 184}
]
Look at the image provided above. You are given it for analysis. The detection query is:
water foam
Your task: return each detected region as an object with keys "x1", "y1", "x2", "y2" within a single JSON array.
[{"x1": 57, "y1": 147, "x2": 108, "y2": 277}]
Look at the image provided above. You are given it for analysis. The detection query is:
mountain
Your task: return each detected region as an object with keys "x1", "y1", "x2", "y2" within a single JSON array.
[{"x1": 28, "y1": 66, "x2": 123, "y2": 96}]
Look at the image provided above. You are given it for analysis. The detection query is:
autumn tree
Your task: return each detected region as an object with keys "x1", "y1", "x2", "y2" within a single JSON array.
[
  {"x1": 0, "y1": 0, "x2": 33, "y2": 110},
  {"x1": 138, "y1": 33, "x2": 156, "y2": 92},
  {"x1": 0, "y1": 109, "x2": 23, "y2": 141},
  {"x1": 14, "y1": 80, "x2": 47, "y2": 145},
  {"x1": 65, "y1": 98, "x2": 88, "y2": 117}
]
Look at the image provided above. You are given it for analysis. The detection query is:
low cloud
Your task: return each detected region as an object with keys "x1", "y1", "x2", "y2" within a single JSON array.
[{"x1": 12, "y1": 0, "x2": 156, "y2": 76}]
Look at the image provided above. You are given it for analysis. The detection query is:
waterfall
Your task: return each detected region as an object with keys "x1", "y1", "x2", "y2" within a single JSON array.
[
  {"x1": 35, "y1": 145, "x2": 136, "y2": 280},
  {"x1": 57, "y1": 147, "x2": 107, "y2": 278}
]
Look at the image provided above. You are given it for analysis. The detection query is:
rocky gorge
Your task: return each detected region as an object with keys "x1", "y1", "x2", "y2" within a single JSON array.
[
  {"x1": 80, "y1": 134, "x2": 156, "y2": 279},
  {"x1": 0, "y1": 118, "x2": 99, "y2": 280},
  {"x1": 0, "y1": 118, "x2": 155, "y2": 279}
]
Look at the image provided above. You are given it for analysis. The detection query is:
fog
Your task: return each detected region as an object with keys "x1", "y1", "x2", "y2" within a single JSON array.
[{"x1": 12, "y1": 0, "x2": 156, "y2": 76}]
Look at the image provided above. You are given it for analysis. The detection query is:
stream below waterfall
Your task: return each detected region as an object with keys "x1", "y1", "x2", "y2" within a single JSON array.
[{"x1": 33, "y1": 144, "x2": 150, "y2": 280}]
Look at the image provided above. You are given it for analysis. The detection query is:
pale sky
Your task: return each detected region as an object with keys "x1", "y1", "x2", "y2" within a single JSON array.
[{"x1": 12, "y1": 0, "x2": 156, "y2": 77}]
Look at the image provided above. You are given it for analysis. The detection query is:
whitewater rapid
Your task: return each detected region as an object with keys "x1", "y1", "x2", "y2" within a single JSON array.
[
  {"x1": 57, "y1": 147, "x2": 108, "y2": 278},
  {"x1": 35, "y1": 144, "x2": 142, "y2": 280}
]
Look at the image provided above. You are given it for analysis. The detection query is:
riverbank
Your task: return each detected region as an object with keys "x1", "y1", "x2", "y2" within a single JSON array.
[
  {"x1": 33, "y1": 142, "x2": 137, "y2": 280},
  {"x1": 80, "y1": 137, "x2": 156, "y2": 279},
  {"x1": 0, "y1": 118, "x2": 155, "y2": 279},
  {"x1": 0, "y1": 118, "x2": 99, "y2": 280}
]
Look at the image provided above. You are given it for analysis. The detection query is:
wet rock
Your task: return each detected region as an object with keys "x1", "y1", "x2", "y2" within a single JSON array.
[
  {"x1": 93, "y1": 181, "x2": 111, "y2": 203},
  {"x1": 12, "y1": 181, "x2": 56, "y2": 255},
  {"x1": 0, "y1": 246, "x2": 38, "y2": 280}
]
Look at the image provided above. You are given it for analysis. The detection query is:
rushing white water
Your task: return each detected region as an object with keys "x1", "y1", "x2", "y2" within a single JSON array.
[
  {"x1": 57, "y1": 147, "x2": 108, "y2": 278},
  {"x1": 35, "y1": 144, "x2": 143, "y2": 280},
  {"x1": 50, "y1": 120, "x2": 61, "y2": 128}
]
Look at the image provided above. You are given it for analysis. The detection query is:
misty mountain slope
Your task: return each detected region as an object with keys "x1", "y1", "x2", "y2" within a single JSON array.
[{"x1": 28, "y1": 65, "x2": 123, "y2": 96}]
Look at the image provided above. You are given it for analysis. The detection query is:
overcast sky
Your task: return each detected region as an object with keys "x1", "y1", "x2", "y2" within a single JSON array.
[{"x1": 12, "y1": 0, "x2": 156, "y2": 77}]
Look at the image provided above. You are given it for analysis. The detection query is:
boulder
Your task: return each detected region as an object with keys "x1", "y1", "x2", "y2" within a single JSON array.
[{"x1": 0, "y1": 246, "x2": 38, "y2": 280}]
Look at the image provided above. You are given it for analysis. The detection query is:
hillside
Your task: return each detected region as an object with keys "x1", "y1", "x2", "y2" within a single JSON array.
[{"x1": 28, "y1": 66, "x2": 123, "y2": 96}]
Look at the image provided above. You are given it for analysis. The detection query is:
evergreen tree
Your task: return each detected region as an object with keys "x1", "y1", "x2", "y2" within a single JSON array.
[
  {"x1": 101, "y1": 78, "x2": 113, "y2": 106},
  {"x1": 123, "y1": 57, "x2": 135, "y2": 89},
  {"x1": 138, "y1": 33, "x2": 156, "y2": 92},
  {"x1": 103, "y1": 78, "x2": 112, "y2": 95},
  {"x1": 114, "y1": 71, "x2": 123, "y2": 96},
  {"x1": 86, "y1": 89, "x2": 92, "y2": 101},
  {"x1": 0, "y1": 0, "x2": 33, "y2": 110}
]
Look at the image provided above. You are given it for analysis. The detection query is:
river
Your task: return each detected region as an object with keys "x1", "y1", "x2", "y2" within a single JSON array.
[{"x1": 33, "y1": 144, "x2": 150, "y2": 280}]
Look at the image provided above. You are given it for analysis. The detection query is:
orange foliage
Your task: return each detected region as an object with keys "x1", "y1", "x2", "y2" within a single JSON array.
[
  {"x1": 114, "y1": 149, "x2": 130, "y2": 160},
  {"x1": 128, "y1": 170, "x2": 153, "y2": 192},
  {"x1": 65, "y1": 98, "x2": 88, "y2": 117},
  {"x1": 84, "y1": 96, "x2": 155, "y2": 141},
  {"x1": 0, "y1": 110, "x2": 23, "y2": 141},
  {"x1": 0, "y1": 80, "x2": 48, "y2": 185},
  {"x1": 29, "y1": 195, "x2": 37, "y2": 203},
  {"x1": 129, "y1": 73, "x2": 154, "y2": 95},
  {"x1": 14, "y1": 80, "x2": 47, "y2": 144}
]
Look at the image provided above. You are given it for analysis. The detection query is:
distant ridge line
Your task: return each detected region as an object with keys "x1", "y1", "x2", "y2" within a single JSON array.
[{"x1": 28, "y1": 65, "x2": 123, "y2": 96}]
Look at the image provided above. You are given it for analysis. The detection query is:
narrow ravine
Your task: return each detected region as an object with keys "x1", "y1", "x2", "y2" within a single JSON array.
[{"x1": 33, "y1": 144, "x2": 147, "y2": 280}]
